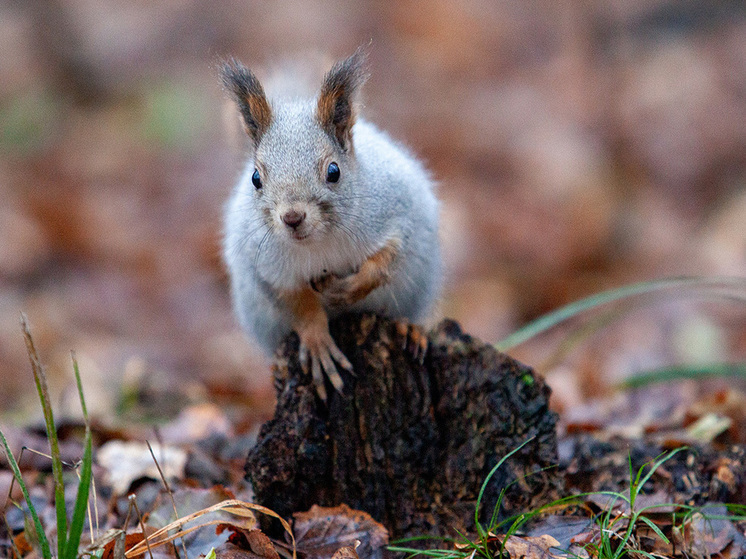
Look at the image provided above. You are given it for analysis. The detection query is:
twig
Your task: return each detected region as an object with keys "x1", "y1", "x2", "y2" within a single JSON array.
[
  {"x1": 147, "y1": 440, "x2": 188, "y2": 559},
  {"x1": 130, "y1": 494, "x2": 154, "y2": 559}
]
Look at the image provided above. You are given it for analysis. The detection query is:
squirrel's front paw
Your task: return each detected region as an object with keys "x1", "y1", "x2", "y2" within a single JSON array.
[
  {"x1": 298, "y1": 328, "x2": 353, "y2": 402},
  {"x1": 312, "y1": 273, "x2": 371, "y2": 307},
  {"x1": 310, "y1": 273, "x2": 338, "y2": 294}
]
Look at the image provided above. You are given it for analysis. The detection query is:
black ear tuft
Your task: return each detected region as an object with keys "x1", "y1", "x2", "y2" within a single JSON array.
[
  {"x1": 220, "y1": 58, "x2": 272, "y2": 146},
  {"x1": 316, "y1": 47, "x2": 369, "y2": 150}
]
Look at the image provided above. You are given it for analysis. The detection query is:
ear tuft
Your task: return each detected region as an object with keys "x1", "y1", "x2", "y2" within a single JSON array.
[
  {"x1": 316, "y1": 47, "x2": 369, "y2": 150},
  {"x1": 220, "y1": 58, "x2": 272, "y2": 146}
]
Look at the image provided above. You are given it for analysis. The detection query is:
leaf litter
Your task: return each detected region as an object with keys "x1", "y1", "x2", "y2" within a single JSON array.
[{"x1": 4, "y1": 320, "x2": 746, "y2": 559}]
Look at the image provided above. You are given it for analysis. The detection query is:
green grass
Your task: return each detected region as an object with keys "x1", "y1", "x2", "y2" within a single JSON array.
[
  {"x1": 495, "y1": 276, "x2": 746, "y2": 352},
  {"x1": 389, "y1": 438, "x2": 549, "y2": 559},
  {"x1": 582, "y1": 448, "x2": 685, "y2": 559},
  {"x1": 618, "y1": 362, "x2": 746, "y2": 389},
  {"x1": 495, "y1": 276, "x2": 746, "y2": 392},
  {"x1": 579, "y1": 449, "x2": 745, "y2": 558},
  {"x1": 0, "y1": 315, "x2": 93, "y2": 559},
  {"x1": 389, "y1": 445, "x2": 746, "y2": 559}
]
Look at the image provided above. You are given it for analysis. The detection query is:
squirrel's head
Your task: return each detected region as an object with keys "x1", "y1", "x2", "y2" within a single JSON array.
[{"x1": 221, "y1": 49, "x2": 368, "y2": 244}]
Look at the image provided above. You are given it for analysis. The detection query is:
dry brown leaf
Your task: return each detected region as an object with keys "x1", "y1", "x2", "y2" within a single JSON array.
[
  {"x1": 100, "y1": 532, "x2": 146, "y2": 559},
  {"x1": 684, "y1": 507, "x2": 739, "y2": 557},
  {"x1": 245, "y1": 529, "x2": 281, "y2": 559},
  {"x1": 293, "y1": 505, "x2": 387, "y2": 559},
  {"x1": 124, "y1": 500, "x2": 293, "y2": 559},
  {"x1": 215, "y1": 525, "x2": 282, "y2": 559},
  {"x1": 13, "y1": 530, "x2": 34, "y2": 557},
  {"x1": 212, "y1": 542, "x2": 266, "y2": 559},
  {"x1": 499, "y1": 534, "x2": 562, "y2": 559},
  {"x1": 526, "y1": 514, "x2": 595, "y2": 550},
  {"x1": 97, "y1": 440, "x2": 187, "y2": 495},
  {"x1": 330, "y1": 541, "x2": 360, "y2": 559}
]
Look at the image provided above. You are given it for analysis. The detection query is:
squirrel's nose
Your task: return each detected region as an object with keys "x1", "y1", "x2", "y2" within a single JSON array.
[{"x1": 282, "y1": 210, "x2": 306, "y2": 229}]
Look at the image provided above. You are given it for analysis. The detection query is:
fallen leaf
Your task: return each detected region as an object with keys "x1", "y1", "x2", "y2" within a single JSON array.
[
  {"x1": 685, "y1": 413, "x2": 732, "y2": 442},
  {"x1": 684, "y1": 505, "x2": 739, "y2": 557},
  {"x1": 159, "y1": 403, "x2": 234, "y2": 444},
  {"x1": 97, "y1": 440, "x2": 187, "y2": 495},
  {"x1": 211, "y1": 542, "x2": 264, "y2": 559},
  {"x1": 144, "y1": 487, "x2": 257, "y2": 558},
  {"x1": 245, "y1": 529, "x2": 280, "y2": 559},
  {"x1": 293, "y1": 505, "x2": 387, "y2": 559},
  {"x1": 100, "y1": 531, "x2": 144, "y2": 559},
  {"x1": 13, "y1": 530, "x2": 34, "y2": 556},
  {"x1": 498, "y1": 534, "x2": 562, "y2": 559},
  {"x1": 527, "y1": 515, "x2": 594, "y2": 550},
  {"x1": 215, "y1": 525, "x2": 281, "y2": 559},
  {"x1": 331, "y1": 541, "x2": 360, "y2": 559}
]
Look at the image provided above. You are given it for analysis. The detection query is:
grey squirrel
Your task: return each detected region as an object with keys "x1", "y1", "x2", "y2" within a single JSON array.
[{"x1": 221, "y1": 48, "x2": 442, "y2": 400}]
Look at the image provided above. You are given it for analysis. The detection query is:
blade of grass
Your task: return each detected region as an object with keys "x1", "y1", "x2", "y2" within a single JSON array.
[
  {"x1": 495, "y1": 276, "x2": 746, "y2": 352},
  {"x1": 629, "y1": 452, "x2": 640, "y2": 511},
  {"x1": 478, "y1": 439, "x2": 535, "y2": 526},
  {"x1": 636, "y1": 449, "x2": 686, "y2": 500},
  {"x1": 618, "y1": 363, "x2": 746, "y2": 389},
  {"x1": 0, "y1": 430, "x2": 52, "y2": 559},
  {"x1": 474, "y1": 438, "x2": 533, "y2": 532},
  {"x1": 637, "y1": 515, "x2": 671, "y2": 544},
  {"x1": 21, "y1": 314, "x2": 68, "y2": 556},
  {"x1": 387, "y1": 545, "x2": 463, "y2": 556},
  {"x1": 391, "y1": 534, "x2": 460, "y2": 546},
  {"x1": 64, "y1": 428, "x2": 91, "y2": 559},
  {"x1": 537, "y1": 290, "x2": 745, "y2": 374},
  {"x1": 63, "y1": 352, "x2": 93, "y2": 559}
]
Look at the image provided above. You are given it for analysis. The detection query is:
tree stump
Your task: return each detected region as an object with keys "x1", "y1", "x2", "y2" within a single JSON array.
[{"x1": 245, "y1": 314, "x2": 562, "y2": 539}]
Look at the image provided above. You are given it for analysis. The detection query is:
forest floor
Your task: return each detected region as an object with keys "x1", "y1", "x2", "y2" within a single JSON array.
[{"x1": 2, "y1": 315, "x2": 746, "y2": 559}]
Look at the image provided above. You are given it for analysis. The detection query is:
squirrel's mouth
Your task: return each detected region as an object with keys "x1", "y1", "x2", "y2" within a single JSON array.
[{"x1": 290, "y1": 231, "x2": 310, "y2": 241}]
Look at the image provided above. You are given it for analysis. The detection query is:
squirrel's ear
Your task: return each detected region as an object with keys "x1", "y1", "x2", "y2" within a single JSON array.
[
  {"x1": 317, "y1": 47, "x2": 368, "y2": 150},
  {"x1": 220, "y1": 58, "x2": 272, "y2": 146}
]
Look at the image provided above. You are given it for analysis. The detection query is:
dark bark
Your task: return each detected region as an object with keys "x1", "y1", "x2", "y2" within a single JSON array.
[{"x1": 245, "y1": 314, "x2": 562, "y2": 539}]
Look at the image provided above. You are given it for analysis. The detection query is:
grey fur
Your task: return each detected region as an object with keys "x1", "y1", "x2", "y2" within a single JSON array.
[{"x1": 223, "y1": 52, "x2": 442, "y2": 355}]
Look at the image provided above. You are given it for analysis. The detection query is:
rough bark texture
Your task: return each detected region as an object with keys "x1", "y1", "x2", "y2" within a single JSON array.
[{"x1": 245, "y1": 314, "x2": 562, "y2": 539}]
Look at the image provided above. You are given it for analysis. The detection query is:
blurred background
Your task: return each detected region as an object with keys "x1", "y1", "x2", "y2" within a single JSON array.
[{"x1": 1, "y1": 0, "x2": 744, "y2": 425}]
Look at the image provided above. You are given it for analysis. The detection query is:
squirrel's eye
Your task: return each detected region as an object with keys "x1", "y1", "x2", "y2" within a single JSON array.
[
  {"x1": 326, "y1": 162, "x2": 340, "y2": 183},
  {"x1": 251, "y1": 168, "x2": 262, "y2": 189}
]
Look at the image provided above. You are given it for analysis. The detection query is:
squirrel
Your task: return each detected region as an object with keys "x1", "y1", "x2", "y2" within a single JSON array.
[{"x1": 220, "y1": 48, "x2": 442, "y2": 401}]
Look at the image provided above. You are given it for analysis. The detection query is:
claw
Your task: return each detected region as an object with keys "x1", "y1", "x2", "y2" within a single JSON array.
[
  {"x1": 309, "y1": 348, "x2": 327, "y2": 402},
  {"x1": 395, "y1": 321, "x2": 428, "y2": 364},
  {"x1": 299, "y1": 344, "x2": 309, "y2": 374},
  {"x1": 310, "y1": 274, "x2": 336, "y2": 294},
  {"x1": 298, "y1": 331, "x2": 351, "y2": 401},
  {"x1": 418, "y1": 332, "x2": 428, "y2": 364},
  {"x1": 395, "y1": 320, "x2": 409, "y2": 350},
  {"x1": 318, "y1": 347, "x2": 344, "y2": 392},
  {"x1": 328, "y1": 342, "x2": 354, "y2": 373}
]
